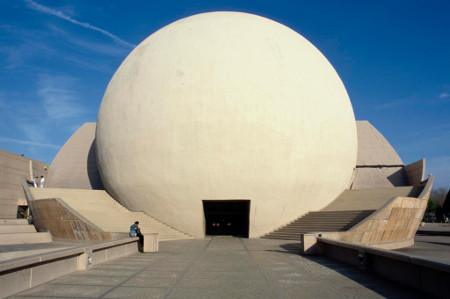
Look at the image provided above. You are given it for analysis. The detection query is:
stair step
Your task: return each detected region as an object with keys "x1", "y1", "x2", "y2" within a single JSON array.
[
  {"x1": 30, "y1": 188, "x2": 192, "y2": 241},
  {"x1": 263, "y1": 186, "x2": 421, "y2": 240},
  {"x1": 0, "y1": 225, "x2": 36, "y2": 233},
  {"x1": 0, "y1": 232, "x2": 52, "y2": 245},
  {"x1": 0, "y1": 219, "x2": 29, "y2": 225}
]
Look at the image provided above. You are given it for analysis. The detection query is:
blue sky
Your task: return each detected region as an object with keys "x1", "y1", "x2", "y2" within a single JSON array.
[{"x1": 0, "y1": 1, "x2": 449, "y2": 189}]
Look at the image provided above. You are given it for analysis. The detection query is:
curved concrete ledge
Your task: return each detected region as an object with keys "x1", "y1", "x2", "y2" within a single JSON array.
[
  {"x1": 418, "y1": 174, "x2": 434, "y2": 200},
  {"x1": 0, "y1": 237, "x2": 138, "y2": 298},
  {"x1": 315, "y1": 237, "x2": 450, "y2": 299},
  {"x1": 405, "y1": 159, "x2": 426, "y2": 185},
  {"x1": 303, "y1": 176, "x2": 434, "y2": 250}
]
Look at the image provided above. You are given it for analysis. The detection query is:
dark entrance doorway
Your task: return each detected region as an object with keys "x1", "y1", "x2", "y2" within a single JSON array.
[{"x1": 203, "y1": 200, "x2": 250, "y2": 237}]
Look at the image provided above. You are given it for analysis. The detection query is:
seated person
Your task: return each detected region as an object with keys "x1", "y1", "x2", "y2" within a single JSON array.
[{"x1": 129, "y1": 221, "x2": 143, "y2": 246}]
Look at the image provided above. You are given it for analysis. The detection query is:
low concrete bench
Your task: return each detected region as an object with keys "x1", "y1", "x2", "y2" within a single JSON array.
[{"x1": 143, "y1": 233, "x2": 158, "y2": 253}]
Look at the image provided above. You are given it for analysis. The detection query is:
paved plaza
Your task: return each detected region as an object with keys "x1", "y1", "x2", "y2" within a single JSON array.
[{"x1": 10, "y1": 238, "x2": 423, "y2": 298}]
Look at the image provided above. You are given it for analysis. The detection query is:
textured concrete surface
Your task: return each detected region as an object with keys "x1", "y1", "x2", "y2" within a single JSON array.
[
  {"x1": 10, "y1": 238, "x2": 423, "y2": 298},
  {"x1": 318, "y1": 177, "x2": 433, "y2": 250},
  {"x1": 321, "y1": 195, "x2": 427, "y2": 249}
]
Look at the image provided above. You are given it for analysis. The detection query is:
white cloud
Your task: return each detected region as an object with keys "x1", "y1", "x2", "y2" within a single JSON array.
[
  {"x1": 48, "y1": 25, "x2": 130, "y2": 57},
  {"x1": 24, "y1": 0, "x2": 136, "y2": 49},
  {"x1": 37, "y1": 74, "x2": 85, "y2": 120},
  {"x1": 0, "y1": 137, "x2": 59, "y2": 149},
  {"x1": 63, "y1": 55, "x2": 113, "y2": 73},
  {"x1": 439, "y1": 92, "x2": 450, "y2": 98},
  {"x1": 375, "y1": 98, "x2": 415, "y2": 110},
  {"x1": 1, "y1": 38, "x2": 55, "y2": 69},
  {"x1": 0, "y1": 74, "x2": 87, "y2": 160}
]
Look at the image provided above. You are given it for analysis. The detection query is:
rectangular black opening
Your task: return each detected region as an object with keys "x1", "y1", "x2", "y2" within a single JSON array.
[{"x1": 203, "y1": 200, "x2": 250, "y2": 238}]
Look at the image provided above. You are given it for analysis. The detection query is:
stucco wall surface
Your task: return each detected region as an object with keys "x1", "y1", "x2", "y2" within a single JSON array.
[{"x1": 96, "y1": 12, "x2": 357, "y2": 238}]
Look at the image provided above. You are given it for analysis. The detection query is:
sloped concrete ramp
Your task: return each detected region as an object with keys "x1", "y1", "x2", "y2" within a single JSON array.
[
  {"x1": 263, "y1": 186, "x2": 423, "y2": 240},
  {"x1": 30, "y1": 188, "x2": 192, "y2": 241}
]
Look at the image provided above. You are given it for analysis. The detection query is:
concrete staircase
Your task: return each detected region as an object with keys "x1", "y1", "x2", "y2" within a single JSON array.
[
  {"x1": 262, "y1": 210, "x2": 375, "y2": 240},
  {"x1": 30, "y1": 188, "x2": 192, "y2": 241},
  {"x1": 0, "y1": 219, "x2": 52, "y2": 245},
  {"x1": 322, "y1": 186, "x2": 423, "y2": 211},
  {"x1": 262, "y1": 186, "x2": 423, "y2": 240}
]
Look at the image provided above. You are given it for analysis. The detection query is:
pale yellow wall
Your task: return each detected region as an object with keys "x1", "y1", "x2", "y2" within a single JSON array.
[{"x1": 96, "y1": 12, "x2": 357, "y2": 238}]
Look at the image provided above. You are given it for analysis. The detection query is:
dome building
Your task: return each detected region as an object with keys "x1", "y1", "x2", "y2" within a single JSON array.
[
  {"x1": 44, "y1": 12, "x2": 427, "y2": 242},
  {"x1": 95, "y1": 12, "x2": 357, "y2": 238}
]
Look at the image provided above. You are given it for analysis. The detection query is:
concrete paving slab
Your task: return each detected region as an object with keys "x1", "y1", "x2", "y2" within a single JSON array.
[
  {"x1": 176, "y1": 277, "x2": 268, "y2": 289},
  {"x1": 136, "y1": 271, "x2": 183, "y2": 279},
  {"x1": 50, "y1": 274, "x2": 130, "y2": 286},
  {"x1": 103, "y1": 286, "x2": 168, "y2": 299},
  {"x1": 15, "y1": 283, "x2": 113, "y2": 297},
  {"x1": 274, "y1": 280, "x2": 346, "y2": 298},
  {"x1": 123, "y1": 277, "x2": 178, "y2": 288},
  {"x1": 94, "y1": 263, "x2": 148, "y2": 270},
  {"x1": 10, "y1": 238, "x2": 427, "y2": 298},
  {"x1": 395, "y1": 234, "x2": 450, "y2": 263},
  {"x1": 167, "y1": 287, "x2": 276, "y2": 299},
  {"x1": 76, "y1": 268, "x2": 141, "y2": 277},
  {"x1": 184, "y1": 270, "x2": 266, "y2": 280}
]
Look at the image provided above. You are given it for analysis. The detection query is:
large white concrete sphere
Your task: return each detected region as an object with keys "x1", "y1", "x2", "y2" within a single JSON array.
[{"x1": 96, "y1": 12, "x2": 357, "y2": 238}]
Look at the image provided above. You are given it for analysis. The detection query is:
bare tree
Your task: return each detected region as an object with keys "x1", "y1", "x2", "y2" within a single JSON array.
[{"x1": 430, "y1": 188, "x2": 449, "y2": 206}]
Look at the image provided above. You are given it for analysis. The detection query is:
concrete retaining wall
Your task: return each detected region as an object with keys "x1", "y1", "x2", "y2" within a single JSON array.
[
  {"x1": 29, "y1": 198, "x2": 112, "y2": 242},
  {"x1": 317, "y1": 238, "x2": 450, "y2": 299},
  {"x1": 0, "y1": 238, "x2": 138, "y2": 298}
]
